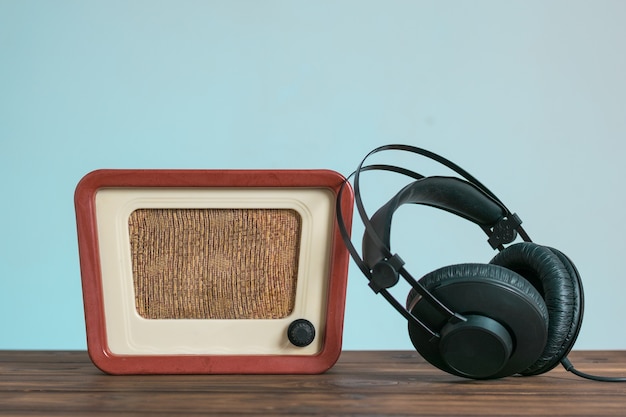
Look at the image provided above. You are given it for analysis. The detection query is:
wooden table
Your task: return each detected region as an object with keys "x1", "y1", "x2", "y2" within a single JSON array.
[{"x1": 2, "y1": 350, "x2": 626, "y2": 416}]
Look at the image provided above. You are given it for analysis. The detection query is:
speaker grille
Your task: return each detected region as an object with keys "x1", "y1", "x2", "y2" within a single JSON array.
[{"x1": 128, "y1": 208, "x2": 302, "y2": 320}]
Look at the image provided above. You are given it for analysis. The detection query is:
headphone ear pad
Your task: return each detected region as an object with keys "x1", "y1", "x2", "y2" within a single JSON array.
[
  {"x1": 407, "y1": 263, "x2": 549, "y2": 379},
  {"x1": 490, "y1": 243, "x2": 584, "y2": 375}
]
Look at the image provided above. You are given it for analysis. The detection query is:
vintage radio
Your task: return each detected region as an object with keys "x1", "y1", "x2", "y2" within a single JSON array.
[{"x1": 74, "y1": 169, "x2": 353, "y2": 374}]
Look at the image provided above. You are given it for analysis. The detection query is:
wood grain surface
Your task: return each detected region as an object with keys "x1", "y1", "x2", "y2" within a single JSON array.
[{"x1": 1, "y1": 350, "x2": 626, "y2": 416}]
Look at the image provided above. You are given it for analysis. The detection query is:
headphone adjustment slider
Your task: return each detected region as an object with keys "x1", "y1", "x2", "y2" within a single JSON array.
[
  {"x1": 488, "y1": 213, "x2": 522, "y2": 250},
  {"x1": 369, "y1": 253, "x2": 405, "y2": 293}
]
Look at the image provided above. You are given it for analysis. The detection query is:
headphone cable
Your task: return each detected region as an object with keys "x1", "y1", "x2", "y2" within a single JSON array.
[{"x1": 561, "y1": 357, "x2": 626, "y2": 382}]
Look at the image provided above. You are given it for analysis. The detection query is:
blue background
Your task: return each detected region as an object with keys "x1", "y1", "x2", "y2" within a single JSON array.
[{"x1": 2, "y1": 1, "x2": 625, "y2": 351}]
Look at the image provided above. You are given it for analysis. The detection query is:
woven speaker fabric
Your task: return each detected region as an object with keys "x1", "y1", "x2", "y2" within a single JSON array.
[{"x1": 128, "y1": 208, "x2": 302, "y2": 320}]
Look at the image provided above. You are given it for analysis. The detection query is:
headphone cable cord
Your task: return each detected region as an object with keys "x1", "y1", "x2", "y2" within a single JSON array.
[{"x1": 561, "y1": 357, "x2": 626, "y2": 382}]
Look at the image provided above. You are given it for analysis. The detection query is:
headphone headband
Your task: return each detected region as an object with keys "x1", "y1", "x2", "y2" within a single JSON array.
[
  {"x1": 336, "y1": 144, "x2": 530, "y2": 340},
  {"x1": 362, "y1": 176, "x2": 509, "y2": 268}
]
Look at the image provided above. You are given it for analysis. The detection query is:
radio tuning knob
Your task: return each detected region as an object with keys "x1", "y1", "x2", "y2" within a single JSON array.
[{"x1": 287, "y1": 319, "x2": 316, "y2": 347}]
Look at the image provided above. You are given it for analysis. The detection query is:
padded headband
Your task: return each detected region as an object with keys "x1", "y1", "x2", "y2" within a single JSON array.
[{"x1": 362, "y1": 176, "x2": 508, "y2": 267}]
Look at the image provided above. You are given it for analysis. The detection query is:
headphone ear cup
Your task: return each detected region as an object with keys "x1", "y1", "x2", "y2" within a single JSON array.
[
  {"x1": 407, "y1": 263, "x2": 549, "y2": 379},
  {"x1": 490, "y1": 243, "x2": 584, "y2": 375}
]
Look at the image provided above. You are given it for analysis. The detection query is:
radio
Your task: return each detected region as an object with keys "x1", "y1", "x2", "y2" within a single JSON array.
[{"x1": 75, "y1": 169, "x2": 353, "y2": 374}]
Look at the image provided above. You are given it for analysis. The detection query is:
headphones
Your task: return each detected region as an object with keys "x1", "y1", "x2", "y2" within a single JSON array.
[{"x1": 336, "y1": 144, "x2": 596, "y2": 380}]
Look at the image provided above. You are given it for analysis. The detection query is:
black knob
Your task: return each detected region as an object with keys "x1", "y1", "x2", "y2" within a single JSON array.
[{"x1": 287, "y1": 319, "x2": 316, "y2": 347}]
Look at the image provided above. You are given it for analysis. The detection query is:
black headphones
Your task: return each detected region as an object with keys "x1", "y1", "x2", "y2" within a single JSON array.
[{"x1": 337, "y1": 144, "x2": 597, "y2": 380}]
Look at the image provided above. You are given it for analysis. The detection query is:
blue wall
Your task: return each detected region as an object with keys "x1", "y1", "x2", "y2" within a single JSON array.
[{"x1": 1, "y1": 1, "x2": 625, "y2": 351}]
